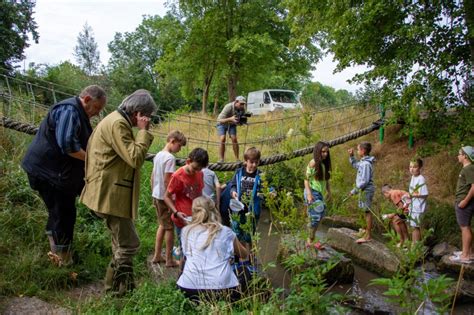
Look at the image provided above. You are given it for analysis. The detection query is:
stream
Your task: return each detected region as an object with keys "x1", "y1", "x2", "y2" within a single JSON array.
[{"x1": 256, "y1": 209, "x2": 474, "y2": 314}]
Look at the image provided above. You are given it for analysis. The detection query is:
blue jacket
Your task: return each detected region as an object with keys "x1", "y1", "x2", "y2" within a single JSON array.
[{"x1": 220, "y1": 167, "x2": 262, "y2": 225}]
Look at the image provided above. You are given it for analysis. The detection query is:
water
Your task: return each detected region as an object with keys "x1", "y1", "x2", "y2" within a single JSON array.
[{"x1": 256, "y1": 209, "x2": 474, "y2": 314}]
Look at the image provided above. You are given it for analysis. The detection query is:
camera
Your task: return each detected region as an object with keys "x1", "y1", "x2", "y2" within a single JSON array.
[{"x1": 236, "y1": 110, "x2": 252, "y2": 125}]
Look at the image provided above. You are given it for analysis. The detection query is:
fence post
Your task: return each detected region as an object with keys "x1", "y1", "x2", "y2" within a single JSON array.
[{"x1": 379, "y1": 103, "x2": 385, "y2": 143}]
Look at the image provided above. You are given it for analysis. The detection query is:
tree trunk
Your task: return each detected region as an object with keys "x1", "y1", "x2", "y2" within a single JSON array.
[
  {"x1": 463, "y1": 0, "x2": 474, "y2": 103},
  {"x1": 213, "y1": 91, "x2": 219, "y2": 116},
  {"x1": 227, "y1": 75, "x2": 237, "y2": 102}
]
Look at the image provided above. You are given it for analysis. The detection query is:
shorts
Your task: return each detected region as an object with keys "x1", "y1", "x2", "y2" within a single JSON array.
[
  {"x1": 217, "y1": 124, "x2": 237, "y2": 137},
  {"x1": 358, "y1": 189, "x2": 374, "y2": 213},
  {"x1": 153, "y1": 198, "x2": 173, "y2": 230},
  {"x1": 455, "y1": 201, "x2": 474, "y2": 227},
  {"x1": 407, "y1": 211, "x2": 423, "y2": 228},
  {"x1": 304, "y1": 190, "x2": 326, "y2": 228}
]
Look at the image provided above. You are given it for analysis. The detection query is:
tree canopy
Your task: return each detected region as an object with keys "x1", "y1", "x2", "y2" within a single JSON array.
[
  {"x1": 0, "y1": 0, "x2": 38, "y2": 71},
  {"x1": 286, "y1": 0, "x2": 473, "y2": 141}
]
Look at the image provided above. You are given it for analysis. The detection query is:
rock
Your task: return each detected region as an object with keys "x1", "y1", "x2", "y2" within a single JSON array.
[
  {"x1": 322, "y1": 215, "x2": 359, "y2": 230},
  {"x1": 326, "y1": 228, "x2": 399, "y2": 276},
  {"x1": 438, "y1": 255, "x2": 474, "y2": 280},
  {"x1": 2, "y1": 297, "x2": 71, "y2": 315},
  {"x1": 432, "y1": 242, "x2": 458, "y2": 259},
  {"x1": 277, "y1": 234, "x2": 354, "y2": 284}
]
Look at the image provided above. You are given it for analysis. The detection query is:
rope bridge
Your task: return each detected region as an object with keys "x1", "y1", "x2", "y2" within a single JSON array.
[
  {"x1": 1, "y1": 116, "x2": 383, "y2": 171},
  {"x1": 1, "y1": 70, "x2": 384, "y2": 171}
]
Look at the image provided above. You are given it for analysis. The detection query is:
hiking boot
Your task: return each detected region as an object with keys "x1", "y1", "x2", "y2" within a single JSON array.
[
  {"x1": 110, "y1": 263, "x2": 135, "y2": 297},
  {"x1": 104, "y1": 261, "x2": 115, "y2": 292}
]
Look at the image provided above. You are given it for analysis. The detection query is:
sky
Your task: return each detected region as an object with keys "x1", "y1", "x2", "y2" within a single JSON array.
[{"x1": 23, "y1": 0, "x2": 366, "y2": 93}]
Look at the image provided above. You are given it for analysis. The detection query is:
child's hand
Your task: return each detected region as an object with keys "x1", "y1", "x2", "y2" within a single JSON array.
[
  {"x1": 307, "y1": 193, "x2": 314, "y2": 204},
  {"x1": 176, "y1": 212, "x2": 188, "y2": 224},
  {"x1": 231, "y1": 191, "x2": 238, "y2": 199},
  {"x1": 348, "y1": 148, "x2": 354, "y2": 156}
]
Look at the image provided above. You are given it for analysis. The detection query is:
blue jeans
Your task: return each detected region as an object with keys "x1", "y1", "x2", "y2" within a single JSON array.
[
  {"x1": 304, "y1": 190, "x2": 326, "y2": 228},
  {"x1": 217, "y1": 124, "x2": 237, "y2": 136}
]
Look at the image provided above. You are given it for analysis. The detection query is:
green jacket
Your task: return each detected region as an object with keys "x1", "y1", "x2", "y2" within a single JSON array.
[{"x1": 80, "y1": 110, "x2": 154, "y2": 219}]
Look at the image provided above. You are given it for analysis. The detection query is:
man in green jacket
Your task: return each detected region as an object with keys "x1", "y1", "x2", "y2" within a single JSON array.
[{"x1": 80, "y1": 89, "x2": 156, "y2": 295}]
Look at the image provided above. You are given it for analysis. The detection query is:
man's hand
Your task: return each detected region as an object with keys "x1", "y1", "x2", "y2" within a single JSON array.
[
  {"x1": 136, "y1": 112, "x2": 150, "y2": 130},
  {"x1": 459, "y1": 199, "x2": 468, "y2": 209},
  {"x1": 229, "y1": 115, "x2": 239, "y2": 124}
]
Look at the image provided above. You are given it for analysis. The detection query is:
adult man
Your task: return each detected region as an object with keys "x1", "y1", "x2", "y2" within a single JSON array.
[
  {"x1": 217, "y1": 95, "x2": 246, "y2": 162},
  {"x1": 22, "y1": 85, "x2": 106, "y2": 266},
  {"x1": 80, "y1": 89, "x2": 156, "y2": 295}
]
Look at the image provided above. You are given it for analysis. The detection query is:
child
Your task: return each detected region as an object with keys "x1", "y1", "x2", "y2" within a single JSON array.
[
  {"x1": 304, "y1": 141, "x2": 331, "y2": 250},
  {"x1": 348, "y1": 141, "x2": 375, "y2": 244},
  {"x1": 229, "y1": 147, "x2": 262, "y2": 260},
  {"x1": 202, "y1": 167, "x2": 221, "y2": 210},
  {"x1": 450, "y1": 146, "x2": 474, "y2": 263},
  {"x1": 381, "y1": 184, "x2": 411, "y2": 247},
  {"x1": 408, "y1": 158, "x2": 428, "y2": 243},
  {"x1": 164, "y1": 148, "x2": 209, "y2": 246},
  {"x1": 151, "y1": 130, "x2": 186, "y2": 266}
]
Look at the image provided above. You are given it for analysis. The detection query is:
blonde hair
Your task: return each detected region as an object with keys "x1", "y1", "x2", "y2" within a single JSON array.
[
  {"x1": 185, "y1": 196, "x2": 222, "y2": 250},
  {"x1": 167, "y1": 130, "x2": 187, "y2": 146}
]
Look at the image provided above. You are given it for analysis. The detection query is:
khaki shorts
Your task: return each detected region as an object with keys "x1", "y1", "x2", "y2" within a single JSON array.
[{"x1": 153, "y1": 198, "x2": 173, "y2": 230}]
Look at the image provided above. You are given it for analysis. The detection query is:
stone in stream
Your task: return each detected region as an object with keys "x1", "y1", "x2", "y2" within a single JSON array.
[
  {"x1": 326, "y1": 227, "x2": 399, "y2": 276},
  {"x1": 277, "y1": 234, "x2": 354, "y2": 284},
  {"x1": 321, "y1": 215, "x2": 359, "y2": 230},
  {"x1": 438, "y1": 254, "x2": 474, "y2": 280},
  {"x1": 432, "y1": 242, "x2": 459, "y2": 259}
]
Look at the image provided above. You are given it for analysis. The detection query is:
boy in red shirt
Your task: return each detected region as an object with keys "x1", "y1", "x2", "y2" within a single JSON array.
[{"x1": 164, "y1": 148, "x2": 209, "y2": 240}]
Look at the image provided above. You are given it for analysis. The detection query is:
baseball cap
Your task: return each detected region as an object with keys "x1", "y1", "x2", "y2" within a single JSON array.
[
  {"x1": 461, "y1": 146, "x2": 474, "y2": 162},
  {"x1": 235, "y1": 95, "x2": 246, "y2": 103}
]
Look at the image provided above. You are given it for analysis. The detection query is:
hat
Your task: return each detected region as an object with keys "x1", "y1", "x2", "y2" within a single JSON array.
[
  {"x1": 235, "y1": 95, "x2": 246, "y2": 103},
  {"x1": 461, "y1": 146, "x2": 474, "y2": 162}
]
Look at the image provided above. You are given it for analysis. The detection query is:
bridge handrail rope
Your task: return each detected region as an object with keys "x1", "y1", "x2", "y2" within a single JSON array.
[{"x1": 1, "y1": 115, "x2": 384, "y2": 172}]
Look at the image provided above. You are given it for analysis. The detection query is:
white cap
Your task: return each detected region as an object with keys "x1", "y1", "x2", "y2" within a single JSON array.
[{"x1": 235, "y1": 95, "x2": 246, "y2": 103}]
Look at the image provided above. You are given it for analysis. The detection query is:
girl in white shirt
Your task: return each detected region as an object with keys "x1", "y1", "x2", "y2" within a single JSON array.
[{"x1": 177, "y1": 196, "x2": 247, "y2": 302}]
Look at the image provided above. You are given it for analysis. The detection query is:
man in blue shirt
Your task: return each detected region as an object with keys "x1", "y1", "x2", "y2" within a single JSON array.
[{"x1": 22, "y1": 85, "x2": 106, "y2": 266}]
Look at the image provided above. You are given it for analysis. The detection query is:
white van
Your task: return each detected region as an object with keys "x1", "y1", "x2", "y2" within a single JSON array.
[{"x1": 246, "y1": 89, "x2": 301, "y2": 115}]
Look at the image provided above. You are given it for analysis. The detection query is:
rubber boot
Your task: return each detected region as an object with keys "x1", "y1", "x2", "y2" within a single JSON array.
[
  {"x1": 111, "y1": 262, "x2": 135, "y2": 297},
  {"x1": 104, "y1": 260, "x2": 115, "y2": 292}
]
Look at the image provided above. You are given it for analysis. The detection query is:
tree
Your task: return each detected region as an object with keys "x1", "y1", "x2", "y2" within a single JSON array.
[
  {"x1": 74, "y1": 22, "x2": 101, "y2": 76},
  {"x1": 286, "y1": 0, "x2": 473, "y2": 140},
  {"x1": 301, "y1": 81, "x2": 354, "y2": 108},
  {"x1": 107, "y1": 15, "x2": 186, "y2": 112},
  {"x1": 165, "y1": 0, "x2": 319, "y2": 111},
  {"x1": 0, "y1": 0, "x2": 39, "y2": 71}
]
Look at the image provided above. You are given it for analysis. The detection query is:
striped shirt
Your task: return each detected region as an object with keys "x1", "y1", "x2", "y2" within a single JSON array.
[{"x1": 52, "y1": 104, "x2": 82, "y2": 154}]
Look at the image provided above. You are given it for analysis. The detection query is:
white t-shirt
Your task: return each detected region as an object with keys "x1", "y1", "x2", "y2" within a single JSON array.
[
  {"x1": 409, "y1": 174, "x2": 428, "y2": 213},
  {"x1": 151, "y1": 151, "x2": 176, "y2": 200},
  {"x1": 202, "y1": 168, "x2": 219, "y2": 202},
  {"x1": 177, "y1": 225, "x2": 238, "y2": 290}
]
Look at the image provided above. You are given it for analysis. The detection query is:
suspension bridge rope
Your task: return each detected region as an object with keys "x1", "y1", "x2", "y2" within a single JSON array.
[{"x1": 1, "y1": 116, "x2": 384, "y2": 171}]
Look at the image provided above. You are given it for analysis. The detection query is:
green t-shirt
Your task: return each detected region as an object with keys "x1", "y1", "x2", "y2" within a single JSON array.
[
  {"x1": 455, "y1": 164, "x2": 474, "y2": 203},
  {"x1": 306, "y1": 162, "x2": 326, "y2": 194}
]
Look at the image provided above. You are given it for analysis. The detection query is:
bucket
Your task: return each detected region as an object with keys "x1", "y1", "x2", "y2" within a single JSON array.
[{"x1": 229, "y1": 199, "x2": 245, "y2": 212}]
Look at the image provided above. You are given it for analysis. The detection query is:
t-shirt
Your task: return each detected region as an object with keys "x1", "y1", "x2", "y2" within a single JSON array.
[
  {"x1": 177, "y1": 225, "x2": 238, "y2": 290},
  {"x1": 306, "y1": 161, "x2": 326, "y2": 194},
  {"x1": 239, "y1": 169, "x2": 257, "y2": 198},
  {"x1": 217, "y1": 102, "x2": 235, "y2": 125},
  {"x1": 151, "y1": 150, "x2": 175, "y2": 200},
  {"x1": 388, "y1": 189, "x2": 411, "y2": 211},
  {"x1": 202, "y1": 168, "x2": 219, "y2": 202},
  {"x1": 409, "y1": 174, "x2": 428, "y2": 213},
  {"x1": 456, "y1": 164, "x2": 474, "y2": 203},
  {"x1": 168, "y1": 167, "x2": 204, "y2": 228}
]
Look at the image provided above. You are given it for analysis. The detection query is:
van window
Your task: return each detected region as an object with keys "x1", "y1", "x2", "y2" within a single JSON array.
[
  {"x1": 269, "y1": 91, "x2": 297, "y2": 103},
  {"x1": 264, "y1": 92, "x2": 271, "y2": 104}
]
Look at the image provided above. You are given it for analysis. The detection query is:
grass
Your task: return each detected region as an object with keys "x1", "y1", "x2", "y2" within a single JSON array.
[{"x1": 0, "y1": 103, "x2": 466, "y2": 313}]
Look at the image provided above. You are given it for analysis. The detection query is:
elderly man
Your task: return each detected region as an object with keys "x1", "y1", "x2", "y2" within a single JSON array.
[
  {"x1": 22, "y1": 85, "x2": 106, "y2": 267},
  {"x1": 216, "y1": 95, "x2": 246, "y2": 162},
  {"x1": 80, "y1": 89, "x2": 156, "y2": 295}
]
